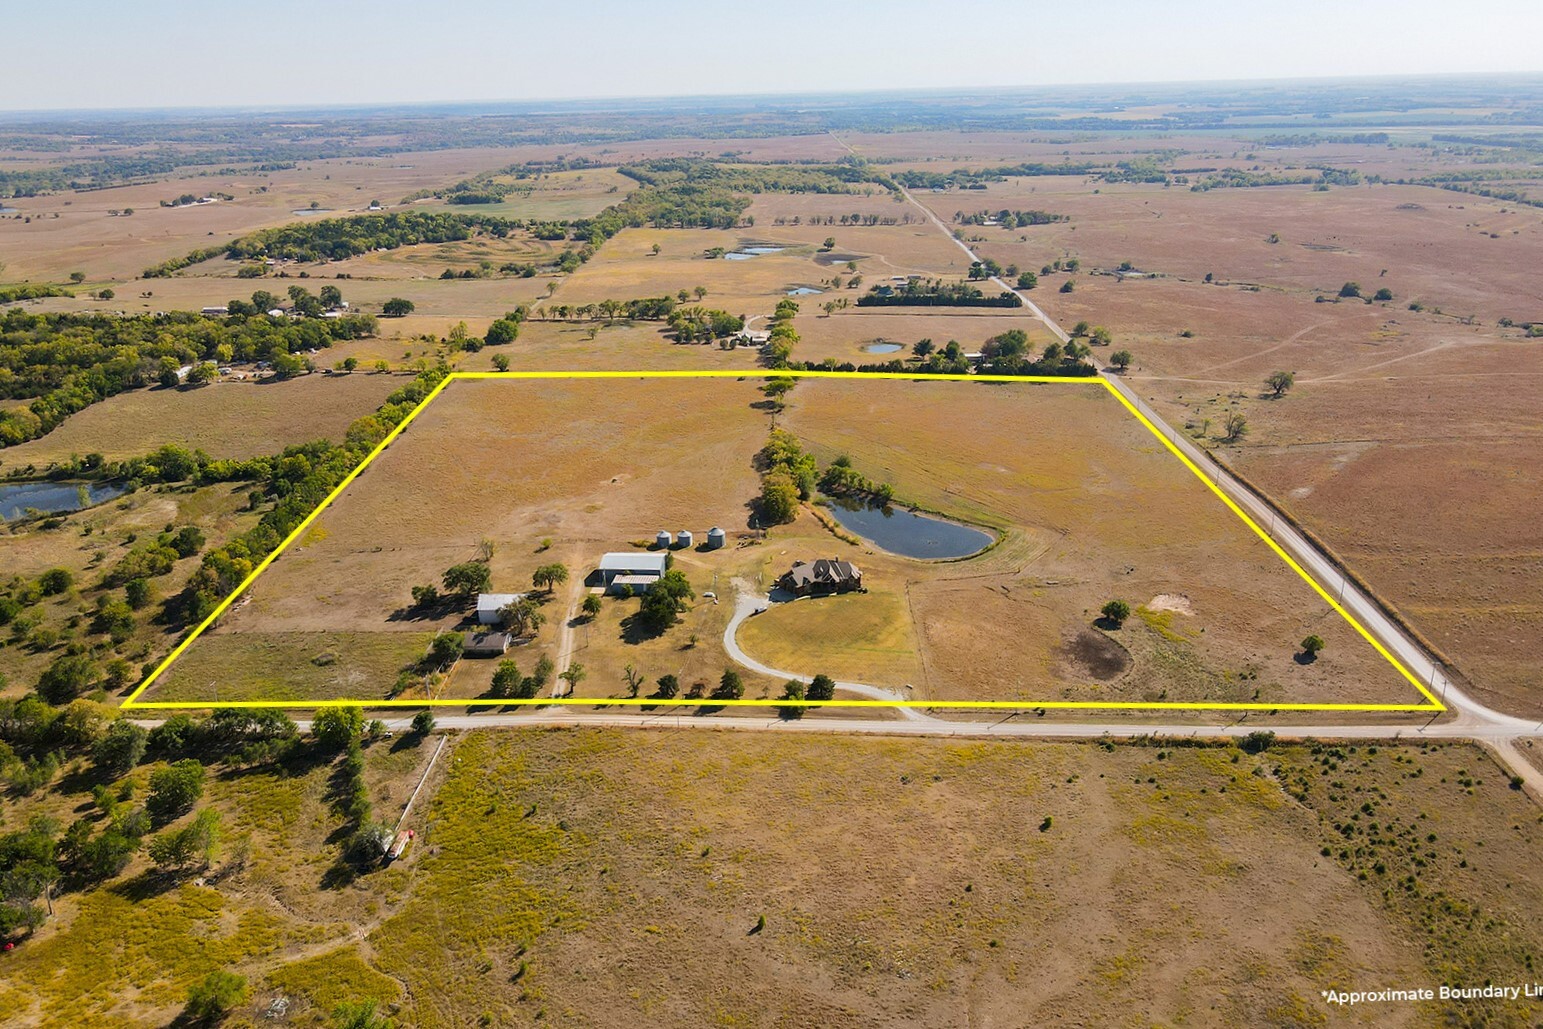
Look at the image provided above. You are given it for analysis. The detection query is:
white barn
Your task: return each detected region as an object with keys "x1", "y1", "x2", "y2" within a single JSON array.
[
  {"x1": 476, "y1": 592, "x2": 526, "y2": 625},
  {"x1": 595, "y1": 552, "x2": 669, "y2": 594}
]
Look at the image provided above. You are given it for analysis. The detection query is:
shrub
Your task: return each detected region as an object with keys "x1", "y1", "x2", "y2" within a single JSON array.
[
  {"x1": 147, "y1": 759, "x2": 206, "y2": 822},
  {"x1": 312, "y1": 707, "x2": 363, "y2": 751},
  {"x1": 183, "y1": 970, "x2": 249, "y2": 1023},
  {"x1": 93, "y1": 720, "x2": 148, "y2": 778},
  {"x1": 1100, "y1": 599, "x2": 1130, "y2": 626}
]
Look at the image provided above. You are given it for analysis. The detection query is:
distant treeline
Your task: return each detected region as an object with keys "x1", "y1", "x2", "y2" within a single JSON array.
[
  {"x1": 856, "y1": 280, "x2": 1022, "y2": 308},
  {"x1": 895, "y1": 162, "x2": 1097, "y2": 189},
  {"x1": 0, "y1": 284, "x2": 73, "y2": 305},
  {"x1": 142, "y1": 210, "x2": 518, "y2": 276},
  {"x1": 1256, "y1": 133, "x2": 1391, "y2": 146},
  {"x1": 956, "y1": 208, "x2": 1067, "y2": 227},
  {"x1": 0, "y1": 308, "x2": 375, "y2": 447}
]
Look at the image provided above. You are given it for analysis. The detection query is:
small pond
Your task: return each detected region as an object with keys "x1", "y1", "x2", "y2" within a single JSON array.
[
  {"x1": 826, "y1": 497, "x2": 992, "y2": 559},
  {"x1": 291, "y1": 208, "x2": 336, "y2": 216},
  {"x1": 0, "y1": 480, "x2": 127, "y2": 522},
  {"x1": 724, "y1": 245, "x2": 785, "y2": 261},
  {"x1": 786, "y1": 286, "x2": 824, "y2": 296},
  {"x1": 0, "y1": 205, "x2": 18, "y2": 213},
  {"x1": 864, "y1": 342, "x2": 903, "y2": 354}
]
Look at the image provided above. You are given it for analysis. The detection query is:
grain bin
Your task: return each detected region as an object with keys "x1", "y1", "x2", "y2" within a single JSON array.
[
  {"x1": 706, "y1": 526, "x2": 726, "y2": 550},
  {"x1": 655, "y1": 530, "x2": 672, "y2": 550},
  {"x1": 677, "y1": 530, "x2": 694, "y2": 549}
]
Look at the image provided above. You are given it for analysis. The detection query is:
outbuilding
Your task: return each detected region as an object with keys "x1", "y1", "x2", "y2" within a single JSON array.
[
  {"x1": 676, "y1": 530, "x2": 694, "y2": 549},
  {"x1": 594, "y1": 552, "x2": 669, "y2": 594},
  {"x1": 476, "y1": 593, "x2": 526, "y2": 625},
  {"x1": 463, "y1": 630, "x2": 512, "y2": 657},
  {"x1": 655, "y1": 530, "x2": 673, "y2": 549},
  {"x1": 706, "y1": 526, "x2": 726, "y2": 550}
]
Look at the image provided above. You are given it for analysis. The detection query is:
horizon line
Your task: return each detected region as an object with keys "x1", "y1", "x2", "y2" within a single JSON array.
[{"x1": 3, "y1": 69, "x2": 1542, "y2": 120}]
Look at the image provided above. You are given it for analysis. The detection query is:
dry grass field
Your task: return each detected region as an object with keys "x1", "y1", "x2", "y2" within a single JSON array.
[
  {"x1": 904, "y1": 171, "x2": 1543, "y2": 715},
  {"x1": 11, "y1": 728, "x2": 1538, "y2": 1027},
  {"x1": 0, "y1": 481, "x2": 258, "y2": 699},
  {"x1": 0, "y1": 373, "x2": 403, "y2": 469},
  {"x1": 141, "y1": 376, "x2": 1416, "y2": 709}
]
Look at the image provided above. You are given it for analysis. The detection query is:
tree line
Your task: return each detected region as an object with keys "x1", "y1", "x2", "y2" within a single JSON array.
[{"x1": 0, "y1": 307, "x2": 377, "y2": 447}]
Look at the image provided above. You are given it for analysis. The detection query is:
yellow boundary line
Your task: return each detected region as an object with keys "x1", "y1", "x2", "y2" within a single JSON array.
[{"x1": 122, "y1": 370, "x2": 1443, "y2": 713}]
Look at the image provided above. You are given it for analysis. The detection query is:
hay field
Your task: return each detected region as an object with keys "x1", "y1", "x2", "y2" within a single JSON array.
[
  {"x1": 144, "y1": 376, "x2": 1414, "y2": 708},
  {"x1": 1, "y1": 373, "x2": 402, "y2": 469}
]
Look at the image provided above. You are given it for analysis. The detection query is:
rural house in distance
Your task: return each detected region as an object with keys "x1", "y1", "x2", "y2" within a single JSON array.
[{"x1": 779, "y1": 558, "x2": 863, "y2": 597}]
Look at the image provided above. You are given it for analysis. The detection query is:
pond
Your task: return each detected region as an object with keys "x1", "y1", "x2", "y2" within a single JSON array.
[
  {"x1": 724, "y1": 245, "x2": 785, "y2": 261},
  {"x1": 0, "y1": 480, "x2": 128, "y2": 522},
  {"x1": 826, "y1": 498, "x2": 992, "y2": 559},
  {"x1": 291, "y1": 208, "x2": 337, "y2": 216},
  {"x1": 786, "y1": 286, "x2": 823, "y2": 296},
  {"x1": 864, "y1": 342, "x2": 903, "y2": 354}
]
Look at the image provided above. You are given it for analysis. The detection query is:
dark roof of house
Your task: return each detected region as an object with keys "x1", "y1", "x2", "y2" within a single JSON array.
[
  {"x1": 783, "y1": 558, "x2": 862, "y2": 587},
  {"x1": 463, "y1": 631, "x2": 512, "y2": 654}
]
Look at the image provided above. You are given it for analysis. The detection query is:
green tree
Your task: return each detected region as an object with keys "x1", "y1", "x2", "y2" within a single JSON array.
[
  {"x1": 442, "y1": 561, "x2": 491, "y2": 597},
  {"x1": 623, "y1": 663, "x2": 644, "y2": 697},
  {"x1": 1100, "y1": 599, "x2": 1131, "y2": 626},
  {"x1": 1059, "y1": 280, "x2": 1075, "y2": 294},
  {"x1": 759, "y1": 472, "x2": 800, "y2": 525},
  {"x1": 427, "y1": 632, "x2": 463, "y2": 665},
  {"x1": 149, "y1": 808, "x2": 221, "y2": 869},
  {"x1": 500, "y1": 597, "x2": 546, "y2": 638},
  {"x1": 147, "y1": 759, "x2": 206, "y2": 822},
  {"x1": 38, "y1": 653, "x2": 99, "y2": 704},
  {"x1": 1338, "y1": 282, "x2": 1362, "y2": 299},
  {"x1": 38, "y1": 567, "x2": 73, "y2": 595},
  {"x1": 806, "y1": 674, "x2": 836, "y2": 702},
  {"x1": 410, "y1": 710, "x2": 436, "y2": 735},
  {"x1": 1265, "y1": 370, "x2": 1295, "y2": 397},
  {"x1": 491, "y1": 659, "x2": 522, "y2": 699},
  {"x1": 581, "y1": 594, "x2": 603, "y2": 620},
  {"x1": 492, "y1": 353, "x2": 510, "y2": 372},
  {"x1": 182, "y1": 970, "x2": 249, "y2": 1024},
  {"x1": 715, "y1": 668, "x2": 744, "y2": 700},
  {"x1": 1110, "y1": 350, "x2": 1133, "y2": 371},
  {"x1": 532, "y1": 563, "x2": 570, "y2": 593},
  {"x1": 654, "y1": 674, "x2": 680, "y2": 699},
  {"x1": 638, "y1": 569, "x2": 694, "y2": 632},
  {"x1": 558, "y1": 662, "x2": 587, "y2": 695},
  {"x1": 1373, "y1": 287, "x2": 1393, "y2": 302},
  {"x1": 778, "y1": 679, "x2": 806, "y2": 719},
  {"x1": 312, "y1": 707, "x2": 363, "y2": 751},
  {"x1": 1300, "y1": 634, "x2": 1326, "y2": 660},
  {"x1": 485, "y1": 318, "x2": 520, "y2": 346},
  {"x1": 1016, "y1": 271, "x2": 1037, "y2": 289},
  {"x1": 94, "y1": 720, "x2": 148, "y2": 778},
  {"x1": 124, "y1": 577, "x2": 153, "y2": 610},
  {"x1": 382, "y1": 297, "x2": 415, "y2": 317}
]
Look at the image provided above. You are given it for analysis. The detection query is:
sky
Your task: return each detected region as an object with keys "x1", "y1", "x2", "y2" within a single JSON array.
[{"x1": 4, "y1": 0, "x2": 1542, "y2": 112}]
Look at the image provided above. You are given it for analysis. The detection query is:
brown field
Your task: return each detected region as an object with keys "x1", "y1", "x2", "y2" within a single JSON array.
[
  {"x1": 142, "y1": 375, "x2": 1415, "y2": 709},
  {"x1": 1, "y1": 373, "x2": 402, "y2": 469},
  {"x1": 906, "y1": 174, "x2": 1543, "y2": 715},
  {"x1": 8, "y1": 728, "x2": 1538, "y2": 1027}
]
